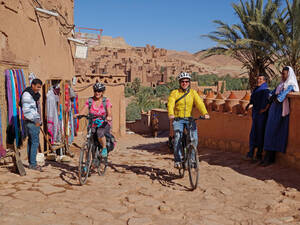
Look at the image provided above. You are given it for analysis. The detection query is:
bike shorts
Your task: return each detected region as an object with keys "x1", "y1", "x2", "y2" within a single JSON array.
[{"x1": 92, "y1": 122, "x2": 111, "y2": 138}]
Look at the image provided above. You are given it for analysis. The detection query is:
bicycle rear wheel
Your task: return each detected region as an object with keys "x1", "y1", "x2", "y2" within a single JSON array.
[
  {"x1": 78, "y1": 143, "x2": 92, "y2": 185},
  {"x1": 187, "y1": 145, "x2": 199, "y2": 190}
]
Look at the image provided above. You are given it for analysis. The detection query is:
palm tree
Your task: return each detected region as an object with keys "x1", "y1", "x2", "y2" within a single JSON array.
[
  {"x1": 255, "y1": 0, "x2": 300, "y2": 78},
  {"x1": 203, "y1": 0, "x2": 281, "y2": 89}
]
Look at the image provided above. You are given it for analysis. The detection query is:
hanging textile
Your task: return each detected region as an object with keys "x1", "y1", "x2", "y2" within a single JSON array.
[
  {"x1": 59, "y1": 104, "x2": 64, "y2": 136},
  {"x1": 73, "y1": 96, "x2": 79, "y2": 135},
  {"x1": 47, "y1": 86, "x2": 61, "y2": 144},
  {"x1": 10, "y1": 70, "x2": 22, "y2": 147},
  {"x1": 16, "y1": 69, "x2": 26, "y2": 138},
  {"x1": 5, "y1": 69, "x2": 25, "y2": 148},
  {"x1": 68, "y1": 109, "x2": 74, "y2": 144},
  {"x1": 65, "y1": 84, "x2": 70, "y2": 112}
]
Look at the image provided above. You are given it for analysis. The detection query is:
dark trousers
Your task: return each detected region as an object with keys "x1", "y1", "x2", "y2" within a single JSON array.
[
  {"x1": 263, "y1": 151, "x2": 276, "y2": 163},
  {"x1": 247, "y1": 146, "x2": 263, "y2": 160}
]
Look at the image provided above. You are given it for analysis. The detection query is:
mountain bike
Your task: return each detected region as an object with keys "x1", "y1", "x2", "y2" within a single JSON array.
[
  {"x1": 77, "y1": 115, "x2": 108, "y2": 185},
  {"x1": 176, "y1": 116, "x2": 207, "y2": 190}
]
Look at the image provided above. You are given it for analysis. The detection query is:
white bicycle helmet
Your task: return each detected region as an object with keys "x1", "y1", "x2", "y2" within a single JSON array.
[
  {"x1": 93, "y1": 82, "x2": 106, "y2": 92},
  {"x1": 177, "y1": 72, "x2": 191, "y2": 81}
]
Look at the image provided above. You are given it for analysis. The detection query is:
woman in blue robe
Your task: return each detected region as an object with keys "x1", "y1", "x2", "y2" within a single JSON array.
[
  {"x1": 262, "y1": 66, "x2": 299, "y2": 166},
  {"x1": 245, "y1": 75, "x2": 269, "y2": 161}
]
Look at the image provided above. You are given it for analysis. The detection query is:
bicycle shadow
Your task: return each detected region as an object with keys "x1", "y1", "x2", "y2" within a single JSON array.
[
  {"x1": 44, "y1": 161, "x2": 80, "y2": 186},
  {"x1": 127, "y1": 141, "x2": 171, "y2": 156},
  {"x1": 108, "y1": 162, "x2": 192, "y2": 191}
]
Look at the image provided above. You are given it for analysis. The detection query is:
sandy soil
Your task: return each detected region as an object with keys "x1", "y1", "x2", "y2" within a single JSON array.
[{"x1": 0, "y1": 133, "x2": 300, "y2": 225}]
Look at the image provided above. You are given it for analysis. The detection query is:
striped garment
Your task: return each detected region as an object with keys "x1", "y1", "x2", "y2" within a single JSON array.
[{"x1": 21, "y1": 92, "x2": 41, "y2": 124}]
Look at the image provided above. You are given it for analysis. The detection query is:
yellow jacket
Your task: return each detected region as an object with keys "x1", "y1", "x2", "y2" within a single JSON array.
[{"x1": 168, "y1": 88, "x2": 208, "y2": 118}]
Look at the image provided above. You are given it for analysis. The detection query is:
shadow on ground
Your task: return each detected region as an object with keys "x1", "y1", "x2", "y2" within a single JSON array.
[
  {"x1": 45, "y1": 161, "x2": 80, "y2": 186},
  {"x1": 128, "y1": 140, "x2": 300, "y2": 191},
  {"x1": 199, "y1": 148, "x2": 300, "y2": 191},
  {"x1": 127, "y1": 141, "x2": 171, "y2": 156},
  {"x1": 108, "y1": 162, "x2": 191, "y2": 191}
]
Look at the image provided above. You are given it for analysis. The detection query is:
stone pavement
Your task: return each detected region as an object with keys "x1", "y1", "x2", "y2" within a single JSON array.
[{"x1": 0, "y1": 134, "x2": 300, "y2": 225}]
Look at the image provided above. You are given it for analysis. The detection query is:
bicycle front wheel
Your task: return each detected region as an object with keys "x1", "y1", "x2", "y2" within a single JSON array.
[
  {"x1": 78, "y1": 143, "x2": 92, "y2": 185},
  {"x1": 97, "y1": 147, "x2": 107, "y2": 176},
  {"x1": 97, "y1": 155, "x2": 107, "y2": 176},
  {"x1": 187, "y1": 145, "x2": 199, "y2": 190}
]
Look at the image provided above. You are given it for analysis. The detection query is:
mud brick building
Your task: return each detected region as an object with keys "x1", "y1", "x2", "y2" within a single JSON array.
[{"x1": 75, "y1": 36, "x2": 210, "y2": 87}]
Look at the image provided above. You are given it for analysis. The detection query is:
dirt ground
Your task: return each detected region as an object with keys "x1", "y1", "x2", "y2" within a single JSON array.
[{"x1": 0, "y1": 133, "x2": 300, "y2": 225}]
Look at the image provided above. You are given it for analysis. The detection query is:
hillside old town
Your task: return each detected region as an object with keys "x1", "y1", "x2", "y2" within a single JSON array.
[{"x1": 0, "y1": 0, "x2": 300, "y2": 225}]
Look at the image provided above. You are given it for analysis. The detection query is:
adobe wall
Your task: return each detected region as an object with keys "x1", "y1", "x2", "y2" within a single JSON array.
[
  {"x1": 0, "y1": 0, "x2": 75, "y2": 81},
  {"x1": 195, "y1": 93, "x2": 300, "y2": 170},
  {"x1": 0, "y1": 0, "x2": 75, "y2": 150},
  {"x1": 126, "y1": 113, "x2": 151, "y2": 134},
  {"x1": 75, "y1": 74, "x2": 126, "y2": 137},
  {"x1": 126, "y1": 108, "x2": 170, "y2": 135}
]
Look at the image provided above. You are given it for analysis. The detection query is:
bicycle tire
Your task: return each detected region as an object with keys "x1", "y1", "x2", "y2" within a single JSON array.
[
  {"x1": 78, "y1": 143, "x2": 92, "y2": 185},
  {"x1": 97, "y1": 155, "x2": 107, "y2": 176},
  {"x1": 178, "y1": 147, "x2": 186, "y2": 178},
  {"x1": 187, "y1": 145, "x2": 199, "y2": 190}
]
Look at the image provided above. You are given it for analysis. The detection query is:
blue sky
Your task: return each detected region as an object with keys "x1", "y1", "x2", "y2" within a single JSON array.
[{"x1": 74, "y1": 0, "x2": 240, "y2": 53}]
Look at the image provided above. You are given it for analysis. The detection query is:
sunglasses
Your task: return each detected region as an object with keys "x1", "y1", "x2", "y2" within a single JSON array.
[
  {"x1": 94, "y1": 90, "x2": 103, "y2": 93},
  {"x1": 180, "y1": 80, "x2": 190, "y2": 84}
]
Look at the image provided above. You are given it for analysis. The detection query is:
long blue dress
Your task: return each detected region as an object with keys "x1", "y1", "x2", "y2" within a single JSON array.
[
  {"x1": 249, "y1": 83, "x2": 270, "y2": 149},
  {"x1": 264, "y1": 85, "x2": 294, "y2": 153}
]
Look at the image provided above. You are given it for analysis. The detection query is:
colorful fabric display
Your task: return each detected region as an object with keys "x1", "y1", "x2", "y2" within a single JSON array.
[{"x1": 4, "y1": 69, "x2": 26, "y2": 148}]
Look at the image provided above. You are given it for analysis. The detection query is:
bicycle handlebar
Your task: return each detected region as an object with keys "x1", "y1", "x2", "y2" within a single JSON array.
[{"x1": 77, "y1": 114, "x2": 103, "y2": 120}]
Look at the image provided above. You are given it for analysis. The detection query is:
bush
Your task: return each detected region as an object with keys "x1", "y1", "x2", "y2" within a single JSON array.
[
  {"x1": 125, "y1": 86, "x2": 135, "y2": 97},
  {"x1": 154, "y1": 85, "x2": 170, "y2": 98},
  {"x1": 126, "y1": 102, "x2": 141, "y2": 121}
]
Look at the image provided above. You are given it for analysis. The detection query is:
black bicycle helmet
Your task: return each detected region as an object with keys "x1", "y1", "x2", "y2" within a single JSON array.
[{"x1": 93, "y1": 82, "x2": 105, "y2": 92}]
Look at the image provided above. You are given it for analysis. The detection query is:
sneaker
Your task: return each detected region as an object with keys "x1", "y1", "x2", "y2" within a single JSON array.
[
  {"x1": 174, "y1": 162, "x2": 182, "y2": 169},
  {"x1": 243, "y1": 155, "x2": 253, "y2": 161},
  {"x1": 28, "y1": 165, "x2": 43, "y2": 172},
  {"x1": 101, "y1": 148, "x2": 108, "y2": 157}
]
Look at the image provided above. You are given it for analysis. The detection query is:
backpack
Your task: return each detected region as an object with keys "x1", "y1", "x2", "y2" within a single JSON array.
[{"x1": 88, "y1": 97, "x2": 116, "y2": 152}]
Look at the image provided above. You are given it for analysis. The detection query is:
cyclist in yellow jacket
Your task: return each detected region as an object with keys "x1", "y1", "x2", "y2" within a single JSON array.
[{"x1": 168, "y1": 72, "x2": 210, "y2": 168}]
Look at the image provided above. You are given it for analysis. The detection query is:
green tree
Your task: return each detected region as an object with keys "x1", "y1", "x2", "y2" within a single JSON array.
[
  {"x1": 166, "y1": 76, "x2": 179, "y2": 91},
  {"x1": 131, "y1": 78, "x2": 141, "y2": 94},
  {"x1": 255, "y1": 0, "x2": 300, "y2": 77},
  {"x1": 125, "y1": 84, "x2": 135, "y2": 97},
  {"x1": 204, "y1": 0, "x2": 281, "y2": 89},
  {"x1": 126, "y1": 102, "x2": 141, "y2": 121},
  {"x1": 154, "y1": 84, "x2": 170, "y2": 98}
]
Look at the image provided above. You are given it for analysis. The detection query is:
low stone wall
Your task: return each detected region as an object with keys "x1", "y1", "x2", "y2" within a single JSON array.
[
  {"x1": 196, "y1": 92, "x2": 300, "y2": 170},
  {"x1": 126, "y1": 113, "x2": 151, "y2": 134},
  {"x1": 126, "y1": 108, "x2": 170, "y2": 135}
]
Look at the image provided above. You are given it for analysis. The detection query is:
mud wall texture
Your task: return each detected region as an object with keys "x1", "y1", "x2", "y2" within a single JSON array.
[
  {"x1": 75, "y1": 74, "x2": 126, "y2": 137},
  {"x1": 0, "y1": 0, "x2": 75, "y2": 81},
  {"x1": 195, "y1": 93, "x2": 300, "y2": 170}
]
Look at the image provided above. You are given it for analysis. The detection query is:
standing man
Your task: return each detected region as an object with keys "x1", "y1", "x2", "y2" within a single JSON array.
[
  {"x1": 168, "y1": 72, "x2": 209, "y2": 168},
  {"x1": 151, "y1": 114, "x2": 159, "y2": 138},
  {"x1": 245, "y1": 75, "x2": 269, "y2": 162},
  {"x1": 21, "y1": 78, "x2": 43, "y2": 171}
]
